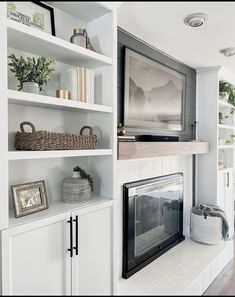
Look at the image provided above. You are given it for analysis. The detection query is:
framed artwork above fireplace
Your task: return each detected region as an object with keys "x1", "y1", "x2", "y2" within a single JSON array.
[{"x1": 124, "y1": 47, "x2": 186, "y2": 132}]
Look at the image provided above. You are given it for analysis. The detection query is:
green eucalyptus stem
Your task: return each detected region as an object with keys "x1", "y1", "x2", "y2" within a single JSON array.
[{"x1": 73, "y1": 166, "x2": 94, "y2": 192}]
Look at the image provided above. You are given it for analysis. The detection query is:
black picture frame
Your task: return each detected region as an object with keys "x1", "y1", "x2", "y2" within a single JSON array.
[
  {"x1": 32, "y1": 1, "x2": 56, "y2": 36},
  {"x1": 7, "y1": 1, "x2": 56, "y2": 36}
]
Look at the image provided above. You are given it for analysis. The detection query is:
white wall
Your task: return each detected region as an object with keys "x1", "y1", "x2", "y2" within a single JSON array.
[{"x1": 116, "y1": 155, "x2": 193, "y2": 279}]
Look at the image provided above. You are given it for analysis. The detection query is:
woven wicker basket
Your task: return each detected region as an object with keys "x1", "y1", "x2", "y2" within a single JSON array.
[{"x1": 15, "y1": 122, "x2": 97, "y2": 151}]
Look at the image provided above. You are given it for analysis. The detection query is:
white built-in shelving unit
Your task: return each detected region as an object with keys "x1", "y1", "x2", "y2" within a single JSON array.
[
  {"x1": 197, "y1": 66, "x2": 235, "y2": 239},
  {"x1": 0, "y1": 1, "x2": 117, "y2": 227},
  {"x1": 0, "y1": 2, "x2": 118, "y2": 295}
]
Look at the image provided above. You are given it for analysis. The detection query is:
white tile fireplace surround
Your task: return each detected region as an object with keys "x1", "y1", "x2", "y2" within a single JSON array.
[{"x1": 116, "y1": 156, "x2": 233, "y2": 295}]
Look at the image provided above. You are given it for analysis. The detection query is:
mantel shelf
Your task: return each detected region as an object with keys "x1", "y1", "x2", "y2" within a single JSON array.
[{"x1": 118, "y1": 141, "x2": 209, "y2": 160}]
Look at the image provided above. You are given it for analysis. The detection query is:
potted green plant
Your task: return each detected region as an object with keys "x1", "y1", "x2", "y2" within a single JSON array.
[
  {"x1": 219, "y1": 81, "x2": 235, "y2": 105},
  {"x1": 219, "y1": 81, "x2": 231, "y2": 102},
  {"x1": 8, "y1": 54, "x2": 55, "y2": 94}
]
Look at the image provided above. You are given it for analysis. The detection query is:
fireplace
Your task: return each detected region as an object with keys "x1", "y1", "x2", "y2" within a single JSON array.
[{"x1": 122, "y1": 173, "x2": 184, "y2": 279}]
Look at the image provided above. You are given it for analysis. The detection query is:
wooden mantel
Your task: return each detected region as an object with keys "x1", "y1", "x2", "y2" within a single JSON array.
[{"x1": 118, "y1": 141, "x2": 209, "y2": 160}]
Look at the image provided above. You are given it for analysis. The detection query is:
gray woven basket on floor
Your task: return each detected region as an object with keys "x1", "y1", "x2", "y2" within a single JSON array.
[{"x1": 15, "y1": 122, "x2": 97, "y2": 151}]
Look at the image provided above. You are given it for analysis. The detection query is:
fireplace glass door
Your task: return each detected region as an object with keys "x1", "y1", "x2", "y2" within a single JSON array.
[{"x1": 123, "y1": 173, "x2": 184, "y2": 278}]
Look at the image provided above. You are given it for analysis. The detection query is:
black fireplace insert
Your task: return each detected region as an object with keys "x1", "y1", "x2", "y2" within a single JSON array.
[{"x1": 122, "y1": 173, "x2": 184, "y2": 279}]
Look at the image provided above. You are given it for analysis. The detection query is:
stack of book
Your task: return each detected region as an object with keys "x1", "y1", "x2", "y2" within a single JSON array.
[
  {"x1": 60, "y1": 68, "x2": 95, "y2": 103},
  {"x1": 117, "y1": 136, "x2": 136, "y2": 142}
]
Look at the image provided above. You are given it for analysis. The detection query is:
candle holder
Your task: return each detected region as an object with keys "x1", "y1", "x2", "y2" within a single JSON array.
[{"x1": 56, "y1": 90, "x2": 70, "y2": 100}]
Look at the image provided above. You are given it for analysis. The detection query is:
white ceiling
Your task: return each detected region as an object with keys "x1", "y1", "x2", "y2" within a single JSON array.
[{"x1": 118, "y1": 1, "x2": 235, "y2": 74}]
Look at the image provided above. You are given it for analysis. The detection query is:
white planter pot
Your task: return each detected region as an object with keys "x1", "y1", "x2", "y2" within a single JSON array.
[
  {"x1": 23, "y1": 82, "x2": 39, "y2": 94},
  {"x1": 219, "y1": 92, "x2": 229, "y2": 102}
]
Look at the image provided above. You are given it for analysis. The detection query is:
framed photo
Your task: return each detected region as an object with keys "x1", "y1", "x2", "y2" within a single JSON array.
[
  {"x1": 7, "y1": 2, "x2": 56, "y2": 36},
  {"x1": 124, "y1": 47, "x2": 186, "y2": 132},
  {"x1": 12, "y1": 181, "x2": 49, "y2": 218}
]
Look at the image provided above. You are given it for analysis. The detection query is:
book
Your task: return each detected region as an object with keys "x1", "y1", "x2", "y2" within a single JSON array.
[
  {"x1": 85, "y1": 68, "x2": 89, "y2": 103},
  {"x1": 77, "y1": 67, "x2": 80, "y2": 101},
  {"x1": 89, "y1": 70, "x2": 95, "y2": 104},
  {"x1": 60, "y1": 68, "x2": 77, "y2": 100},
  {"x1": 81, "y1": 68, "x2": 85, "y2": 102},
  {"x1": 118, "y1": 139, "x2": 136, "y2": 142},
  {"x1": 75, "y1": 68, "x2": 95, "y2": 103},
  {"x1": 85, "y1": 69, "x2": 95, "y2": 104},
  {"x1": 118, "y1": 136, "x2": 136, "y2": 142},
  {"x1": 118, "y1": 136, "x2": 136, "y2": 139}
]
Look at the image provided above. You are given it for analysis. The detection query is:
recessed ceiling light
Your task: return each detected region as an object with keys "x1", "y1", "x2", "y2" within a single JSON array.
[
  {"x1": 184, "y1": 13, "x2": 208, "y2": 27},
  {"x1": 220, "y1": 47, "x2": 235, "y2": 57}
]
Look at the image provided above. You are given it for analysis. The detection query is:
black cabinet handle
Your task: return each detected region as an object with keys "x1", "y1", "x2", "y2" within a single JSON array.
[
  {"x1": 73, "y1": 216, "x2": 78, "y2": 255},
  {"x1": 67, "y1": 217, "x2": 73, "y2": 258},
  {"x1": 227, "y1": 172, "x2": 230, "y2": 188}
]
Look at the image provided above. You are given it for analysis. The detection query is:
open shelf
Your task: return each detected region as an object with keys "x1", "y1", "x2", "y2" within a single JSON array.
[
  {"x1": 218, "y1": 124, "x2": 234, "y2": 130},
  {"x1": 218, "y1": 145, "x2": 234, "y2": 149},
  {"x1": 218, "y1": 167, "x2": 234, "y2": 172},
  {"x1": 7, "y1": 19, "x2": 112, "y2": 68},
  {"x1": 8, "y1": 149, "x2": 113, "y2": 161},
  {"x1": 45, "y1": 2, "x2": 114, "y2": 22},
  {"x1": 219, "y1": 100, "x2": 234, "y2": 109},
  {"x1": 8, "y1": 90, "x2": 112, "y2": 113},
  {"x1": 9, "y1": 195, "x2": 114, "y2": 228}
]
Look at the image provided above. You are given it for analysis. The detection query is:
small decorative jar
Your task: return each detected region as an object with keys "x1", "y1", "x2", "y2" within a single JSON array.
[
  {"x1": 63, "y1": 171, "x2": 91, "y2": 203},
  {"x1": 70, "y1": 28, "x2": 87, "y2": 48}
]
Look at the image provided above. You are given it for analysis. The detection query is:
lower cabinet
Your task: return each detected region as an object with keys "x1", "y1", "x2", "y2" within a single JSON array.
[
  {"x1": 1, "y1": 213, "x2": 71, "y2": 296},
  {"x1": 1, "y1": 203, "x2": 114, "y2": 296},
  {"x1": 72, "y1": 206, "x2": 113, "y2": 295},
  {"x1": 218, "y1": 168, "x2": 234, "y2": 238}
]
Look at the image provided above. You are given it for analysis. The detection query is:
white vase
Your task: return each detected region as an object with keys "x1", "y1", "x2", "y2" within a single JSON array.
[{"x1": 23, "y1": 82, "x2": 39, "y2": 94}]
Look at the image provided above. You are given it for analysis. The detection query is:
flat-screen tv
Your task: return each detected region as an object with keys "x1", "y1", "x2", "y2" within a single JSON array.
[{"x1": 124, "y1": 47, "x2": 186, "y2": 132}]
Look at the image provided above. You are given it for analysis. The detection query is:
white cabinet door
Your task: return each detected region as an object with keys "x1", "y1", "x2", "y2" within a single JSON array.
[
  {"x1": 1, "y1": 213, "x2": 71, "y2": 296},
  {"x1": 224, "y1": 169, "x2": 234, "y2": 238},
  {"x1": 218, "y1": 169, "x2": 234, "y2": 238},
  {"x1": 218, "y1": 170, "x2": 226, "y2": 210},
  {"x1": 72, "y1": 204, "x2": 113, "y2": 296}
]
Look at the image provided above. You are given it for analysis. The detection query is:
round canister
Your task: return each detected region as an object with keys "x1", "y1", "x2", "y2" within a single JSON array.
[{"x1": 63, "y1": 171, "x2": 91, "y2": 203}]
